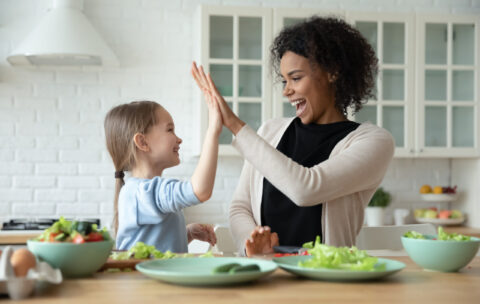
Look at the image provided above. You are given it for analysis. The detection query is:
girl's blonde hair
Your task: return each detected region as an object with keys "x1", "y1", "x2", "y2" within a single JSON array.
[{"x1": 104, "y1": 101, "x2": 162, "y2": 234}]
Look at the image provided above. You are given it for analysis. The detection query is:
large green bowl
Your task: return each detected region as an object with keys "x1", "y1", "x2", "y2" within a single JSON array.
[
  {"x1": 27, "y1": 240, "x2": 114, "y2": 278},
  {"x1": 401, "y1": 235, "x2": 480, "y2": 272}
]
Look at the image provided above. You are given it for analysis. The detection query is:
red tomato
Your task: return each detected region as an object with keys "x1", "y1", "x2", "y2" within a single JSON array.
[
  {"x1": 73, "y1": 234, "x2": 85, "y2": 244},
  {"x1": 48, "y1": 232, "x2": 59, "y2": 242},
  {"x1": 86, "y1": 232, "x2": 104, "y2": 242}
]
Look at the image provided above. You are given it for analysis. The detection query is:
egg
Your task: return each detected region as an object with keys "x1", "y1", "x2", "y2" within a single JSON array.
[{"x1": 10, "y1": 248, "x2": 36, "y2": 277}]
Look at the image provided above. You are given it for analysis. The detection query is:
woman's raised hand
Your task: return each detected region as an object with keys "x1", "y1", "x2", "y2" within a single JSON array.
[
  {"x1": 191, "y1": 62, "x2": 245, "y2": 135},
  {"x1": 245, "y1": 226, "x2": 279, "y2": 257}
]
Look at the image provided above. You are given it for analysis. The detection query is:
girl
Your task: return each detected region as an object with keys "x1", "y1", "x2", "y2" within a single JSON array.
[{"x1": 104, "y1": 94, "x2": 221, "y2": 252}]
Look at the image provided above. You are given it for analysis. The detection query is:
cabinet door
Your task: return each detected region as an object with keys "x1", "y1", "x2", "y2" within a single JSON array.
[
  {"x1": 347, "y1": 13, "x2": 415, "y2": 157},
  {"x1": 199, "y1": 6, "x2": 272, "y2": 155},
  {"x1": 417, "y1": 15, "x2": 479, "y2": 157},
  {"x1": 272, "y1": 9, "x2": 345, "y2": 119}
]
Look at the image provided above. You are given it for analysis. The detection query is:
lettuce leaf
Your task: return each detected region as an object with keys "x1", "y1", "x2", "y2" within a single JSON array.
[{"x1": 298, "y1": 236, "x2": 385, "y2": 271}]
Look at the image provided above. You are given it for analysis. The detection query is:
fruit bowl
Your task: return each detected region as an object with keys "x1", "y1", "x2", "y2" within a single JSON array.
[
  {"x1": 401, "y1": 235, "x2": 480, "y2": 272},
  {"x1": 415, "y1": 217, "x2": 465, "y2": 226},
  {"x1": 420, "y1": 194, "x2": 458, "y2": 202}
]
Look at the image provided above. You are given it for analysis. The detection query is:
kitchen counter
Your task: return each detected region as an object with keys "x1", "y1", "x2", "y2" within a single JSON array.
[
  {"x1": 0, "y1": 231, "x2": 40, "y2": 245},
  {"x1": 9, "y1": 256, "x2": 480, "y2": 303}
]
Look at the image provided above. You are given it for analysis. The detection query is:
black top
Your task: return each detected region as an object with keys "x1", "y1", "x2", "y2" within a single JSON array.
[{"x1": 261, "y1": 118, "x2": 360, "y2": 246}]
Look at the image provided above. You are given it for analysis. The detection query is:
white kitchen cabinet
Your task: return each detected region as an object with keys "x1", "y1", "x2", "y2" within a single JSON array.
[
  {"x1": 415, "y1": 15, "x2": 479, "y2": 157},
  {"x1": 198, "y1": 6, "x2": 272, "y2": 155},
  {"x1": 347, "y1": 12, "x2": 416, "y2": 157}
]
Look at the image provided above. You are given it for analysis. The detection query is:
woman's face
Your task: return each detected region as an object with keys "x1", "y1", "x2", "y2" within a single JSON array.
[{"x1": 280, "y1": 51, "x2": 339, "y2": 124}]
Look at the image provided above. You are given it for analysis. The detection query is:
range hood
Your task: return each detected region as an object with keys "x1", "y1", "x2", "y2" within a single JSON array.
[{"x1": 7, "y1": 0, "x2": 119, "y2": 67}]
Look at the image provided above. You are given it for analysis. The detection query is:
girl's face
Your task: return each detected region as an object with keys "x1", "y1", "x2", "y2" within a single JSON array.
[
  {"x1": 280, "y1": 51, "x2": 340, "y2": 124},
  {"x1": 145, "y1": 107, "x2": 182, "y2": 170}
]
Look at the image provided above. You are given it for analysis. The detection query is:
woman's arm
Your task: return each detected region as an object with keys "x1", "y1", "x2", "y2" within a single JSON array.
[
  {"x1": 233, "y1": 124, "x2": 394, "y2": 206},
  {"x1": 228, "y1": 161, "x2": 258, "y2": 254}
]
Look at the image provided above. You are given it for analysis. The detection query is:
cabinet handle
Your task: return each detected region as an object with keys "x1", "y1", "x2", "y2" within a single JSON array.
[
  {"x1": 410, "y1": 149, "x2": 415, "y2": 153},
  {"x1": 419, "y1": 149, "x2": 424, "y2": 153}
]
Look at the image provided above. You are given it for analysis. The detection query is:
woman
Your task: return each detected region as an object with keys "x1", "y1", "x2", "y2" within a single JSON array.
[{"x1": 192, "y1": 16, "x2": 394, "y2": 256}]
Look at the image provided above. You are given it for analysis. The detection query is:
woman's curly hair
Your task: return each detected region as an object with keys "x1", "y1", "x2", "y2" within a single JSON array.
[{"x1": 270, "y1": 16, "x2": 378, "y2": 114}]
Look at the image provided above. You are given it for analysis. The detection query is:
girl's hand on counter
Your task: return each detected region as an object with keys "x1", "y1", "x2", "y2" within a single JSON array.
[{"x1": 187, "y1": 223, "x2": 217, "y2": 246}]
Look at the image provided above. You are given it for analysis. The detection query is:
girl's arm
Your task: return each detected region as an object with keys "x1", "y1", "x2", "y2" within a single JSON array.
[{"x1": 190, "y1": 62, "x2": 222, "y2": 202}]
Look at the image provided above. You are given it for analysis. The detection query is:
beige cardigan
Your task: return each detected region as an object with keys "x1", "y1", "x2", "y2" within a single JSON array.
[{"x1": 229, "y1": 118, "x2": 394, "y2": 254}]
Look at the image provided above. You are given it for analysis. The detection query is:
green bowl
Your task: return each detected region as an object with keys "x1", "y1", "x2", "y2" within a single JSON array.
[
  {"x1": 401, "y1": 235, "x2": 480, "y2": 272},
  {"x1": 27, "y1": 240, "x2": 114, "y2": 278}
]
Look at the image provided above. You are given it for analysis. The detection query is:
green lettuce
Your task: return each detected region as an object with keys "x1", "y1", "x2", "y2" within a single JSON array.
[
  {"x1": 298, "y1": 236, "x2": 385, "y2": 271},
  {"x1": 404, "y1": 227, "x2": 471, "y2": 241},
  {"x1": 403, "y1": 231, "x2": 426, "y2": 239}
]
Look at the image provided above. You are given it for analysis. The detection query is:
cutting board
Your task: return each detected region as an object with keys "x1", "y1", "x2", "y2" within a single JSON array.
[
  {"x1": 99, "y1": 257, "x2": 148, "y2": 271},
  {"x1": 98, "y1": 252, "x2": 222, "y2": 272}
]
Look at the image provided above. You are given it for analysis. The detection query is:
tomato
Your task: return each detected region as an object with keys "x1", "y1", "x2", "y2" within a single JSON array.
[
  {"x1": 48, "y1": 232, "x2": 59, "y2": 242},
  {"x1": 86, "y1": 232, "x2": 104, "y2": 242},
  {"x1": 73, "y1": 234, "x2": 85, "y2": 244}
]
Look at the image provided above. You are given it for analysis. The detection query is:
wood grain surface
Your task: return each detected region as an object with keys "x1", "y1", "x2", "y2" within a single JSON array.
[{"x1": 8, "y1": 256, "x2": 480, "y2": 304}]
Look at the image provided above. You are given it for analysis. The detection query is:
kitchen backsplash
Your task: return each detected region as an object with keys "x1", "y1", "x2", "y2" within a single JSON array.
[{"x1": 1, "y1": 0, "x2": 478, "y2": 228}]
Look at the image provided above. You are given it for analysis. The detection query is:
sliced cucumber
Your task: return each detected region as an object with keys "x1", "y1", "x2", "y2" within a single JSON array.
[
  {"x1": 212, "y1": 263, "x2": 241, "y2": 274},
  {"x1": 229, "y1": 264, "x2": 260, "y2": 274}
]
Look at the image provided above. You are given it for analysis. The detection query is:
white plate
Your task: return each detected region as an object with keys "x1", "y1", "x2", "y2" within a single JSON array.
[
  {"x1": 420, "y1": 194, "x2": 458, "y2": 202},
  {"x1": 415, "y1": 217, "x2": 465, "y2": 226}
]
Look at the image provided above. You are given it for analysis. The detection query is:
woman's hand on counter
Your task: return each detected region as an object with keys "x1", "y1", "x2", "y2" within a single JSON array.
[{"x1": 245, "y1": 226, "x2": 279, "y2": 257}]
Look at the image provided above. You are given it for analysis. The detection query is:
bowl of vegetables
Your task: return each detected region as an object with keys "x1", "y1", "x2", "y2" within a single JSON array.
[
  {"x1": 27, "y1": 217, "x2": 114, "y2": 277},
  {"x1": 401, "y1": 227, "x2": 480, "y2": 272}
]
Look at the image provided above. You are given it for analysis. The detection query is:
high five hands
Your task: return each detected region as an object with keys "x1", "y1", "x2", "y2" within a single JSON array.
[
  {"x1": 191, "y1": 62, "x2": 278, "y2": 257},
  {"x1": 191, "y1": 62, "x2": 245, "y2": 135}
]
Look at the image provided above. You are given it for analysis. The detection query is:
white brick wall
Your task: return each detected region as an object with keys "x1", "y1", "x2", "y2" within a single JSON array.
[{"x1": 0, "y1": 0, "x2": 479, "y2": 229}]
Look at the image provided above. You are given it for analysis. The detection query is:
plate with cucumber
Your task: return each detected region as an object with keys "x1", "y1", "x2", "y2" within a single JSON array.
[{"x1": 136, "y1": 257, "x2": 277, "y2": 286}]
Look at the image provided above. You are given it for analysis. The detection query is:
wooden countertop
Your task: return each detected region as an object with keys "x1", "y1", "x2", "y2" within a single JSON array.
[
  {"x1": 0, "y1": 231, "x2": 40, "y2": 245},
  {"x1": 10, "y1": 256, "x2": 480, "y2": 303}
]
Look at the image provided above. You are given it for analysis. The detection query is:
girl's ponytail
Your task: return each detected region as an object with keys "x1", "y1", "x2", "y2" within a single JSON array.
[{"x1": 112, "y1": 171, "x2": 125, "y2": 237}]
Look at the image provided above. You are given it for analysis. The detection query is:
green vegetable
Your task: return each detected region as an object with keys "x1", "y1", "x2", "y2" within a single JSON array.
[
  {"x1": 229, "y1": 264, "x2": 260, "y2": 273},
  {"x1": 110, "y1": 251, "x2": 131, "y2": 260},
  {"x1": 199, "y1": 251, "x2": 214, "y2": 258},
  {"x1": 403, "y1": 227, "x2": 471, "y2": 241},
  {"x1": 403, "y1": 231, "x2": 426, "y2": 239},
  {"x1": 437, "y1": 227, "x2": 471, "y2": 241},
  {"x1": 298, "y1": 236, "x2": 385, "y2": 271},
  {"x1": 33, "y1": 217, "x2": 111, "y2": 242},
  {"x1": 111, "y1": 242, "x2": 195, "y2": 261},
  {"x1": 212, "y1": 263, "x2": 241, "y2": 273}
]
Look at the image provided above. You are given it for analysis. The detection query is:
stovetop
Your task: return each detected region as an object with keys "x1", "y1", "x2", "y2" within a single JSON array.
[{"x1": 1, "y1": 218, "x2": 101, "y2": 231}]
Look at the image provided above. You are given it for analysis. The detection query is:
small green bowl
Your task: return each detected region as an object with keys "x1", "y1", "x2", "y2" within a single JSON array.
[
  {"x1": 27, "y1": 240, "x2": 114, "y2": 278},
  {"x1": 401, "y1": 235, "x2": 480, "y2": 272}
]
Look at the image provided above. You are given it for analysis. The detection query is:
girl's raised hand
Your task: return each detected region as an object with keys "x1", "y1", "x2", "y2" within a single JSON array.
[
  {"x1": 191, "y1": 62, "x2": 245, "y2": 135},
  {"x1": 191, "y1": 62, "x2": 222, "y2": 135}
]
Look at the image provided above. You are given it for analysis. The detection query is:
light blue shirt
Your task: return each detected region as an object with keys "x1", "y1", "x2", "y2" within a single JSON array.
[{"x1": 116, "y1": 176, "x2": 200, "y2": 252}]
